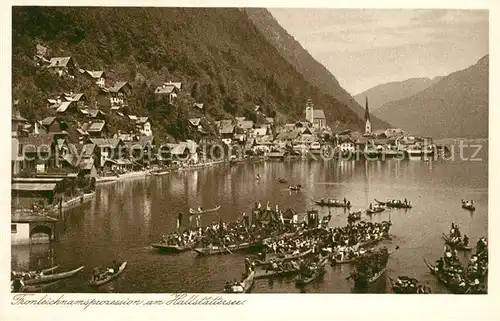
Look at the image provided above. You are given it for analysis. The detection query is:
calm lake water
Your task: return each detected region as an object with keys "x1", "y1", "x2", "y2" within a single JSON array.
[{"x1": 11, "y1": 139, "x2": 488, "y2": 293}]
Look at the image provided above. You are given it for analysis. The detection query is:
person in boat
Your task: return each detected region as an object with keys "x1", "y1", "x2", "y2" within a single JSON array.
[
  {"x1": 404, "y1": 198, "x2": 408, "y2": 205},
  {"x1": 343, "y1": 197, "x2": 347, "y2": 205},
  {"x1": 463, "y1": 234, "x2": 469, "y2": 246},
  {"x1": 92, "y1": 267, "x2": 101, "y2": 281},
  {"x1": 11, "y1": 276, "x2": 25, "y2": 292},
  {"x1": 369, "y1": 203, "x2": 373, "y2": 210}
]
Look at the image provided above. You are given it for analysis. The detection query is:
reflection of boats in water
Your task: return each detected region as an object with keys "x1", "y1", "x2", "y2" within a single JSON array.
[{"x1": 189, "y1": 205, "x2": 221, "y2": 215}]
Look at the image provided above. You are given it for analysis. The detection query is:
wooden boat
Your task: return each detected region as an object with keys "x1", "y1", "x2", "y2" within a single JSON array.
[
  {"x1": 89, "y1": 262, "x2": 127, "y2": 287},
  {"x1": 151, "y1": 242, "x2": 196, "y2": 253},
  {"x1": 347, "y1": 211, "x2": 362, "y2": 222},
  {"x1": 314, "y1": 199, "x2": 351, "y2": 208},
  {"x1": 423, "y1": 258, "x2": 467, "y2": 294},
  {"x1": 388, "y1": 276, "x2": 431, "y2": 294},
  {"x1": 461, "y1": 201, "x2": 475, "y2": 211},
  {"x1": 277, "y1": 178, "x2": 288, "y2": 184},
  {"x1": 332, "y1": 245, "x2": 398, "y2": 265},
  {"x1": 13, "y1": 265, "x2": 60, "y2": 276},
  {"x1": 254, "y1": 248, "x2": 313, "y2": 266},
  {"x1": 368, "y1": 267, "x2": 386, "y2": 283},
  {"x1": 441, "y1": 234, "x2": 472, "y2": 251},
  {"x1": 17, "y1": 280, "x2": 60, "y2": 293},
  {"x1": 188, "y1": 205, "x2": 221, "y2": 215},
  {"x1": 23, "y1": 266, "x2": 85, "y2": 285},
  {"x1": 289, "y1": 184, "x2": 302, "y2": 191},
  {"x1": 366, "y1": 205, "x2": 385, "y2": 215},
  {"x1": 193, "y1": 242, "x2": 251, "y2": 256},
  {"x1": 295, "y1": 256, "x2": 328, "y2": 286},
  {"x1": 374, "y1": 199, "x2": 412, "y2": 209},
  {"x1": 254, "y1": 266, "x2": 300, "y2": 279},
  {"x1": 152, "y1": 170, "x2": 170, "y2": 176},
  {"x1": 224, "y1": 271, "x2": 255, "y2": 293}
]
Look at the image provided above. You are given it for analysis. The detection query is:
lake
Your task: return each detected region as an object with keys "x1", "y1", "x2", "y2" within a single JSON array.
[{"x1": 11, "y1": 139, "x2": 488, "y2": 293}]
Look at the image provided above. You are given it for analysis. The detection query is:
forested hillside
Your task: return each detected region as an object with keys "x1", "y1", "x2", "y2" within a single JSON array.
[{"x1": 12, "y1": 7, "x2": 365, "y2": 141}]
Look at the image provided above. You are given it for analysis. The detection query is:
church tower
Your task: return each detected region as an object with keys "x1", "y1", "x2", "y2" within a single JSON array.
[
  {"x1": 364, "y1": 97, "x2": 371, "y2": 134},
  {"x1": 305, "y1": 97, "x2": 314, "y2": 123}
]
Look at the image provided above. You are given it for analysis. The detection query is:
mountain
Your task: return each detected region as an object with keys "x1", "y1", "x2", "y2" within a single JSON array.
[
  {"x1": 12, "y1": 7, "x2": 366, "y2": 142},
  {"x1": 242, "y1": 8, "x2": 389, "y2": 129},
  {"x1": 373, "y1": 55, "x2": 488, "y2": 138},
  {"x1": 354, "y1": 77, "x2": 442, "y2": 112}
]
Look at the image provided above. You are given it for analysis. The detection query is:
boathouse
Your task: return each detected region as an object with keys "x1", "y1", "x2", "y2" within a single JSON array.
[
  {"x1": 11, "y1": 212, "x2": 58, "y2": 245},
  {"x1": 11, "y1": 178, "x2": 64, "y2": 209}
]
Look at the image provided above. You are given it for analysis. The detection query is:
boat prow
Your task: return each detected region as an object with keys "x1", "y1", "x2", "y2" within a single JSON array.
[{"x1": 23, "y1": 265, "x2": 85, "y2": 285}]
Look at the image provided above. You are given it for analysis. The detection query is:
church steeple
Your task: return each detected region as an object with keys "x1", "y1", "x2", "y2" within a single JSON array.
[{"x1": 364, "y1": 97, "x2": 372, "y2": 134}]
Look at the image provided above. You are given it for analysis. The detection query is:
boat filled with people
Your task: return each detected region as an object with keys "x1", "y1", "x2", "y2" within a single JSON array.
[
  {"x1": 365, "y1": 203, "x2": 385, "y2": 215},
  {"x1": 289, "y1": 184, "x2": 302, "y2": 191},
  {"x1": 424, "y1": 232, "x2": 487, "y2": 294},
  {"x1": 20, "y1": 266, "x2": 85, "y2": 285},
  {"x1": 89, "y1": 261, "x2": 127, "y2": 287},
  {"x1": 374, "y1": 198, "x2": 412, "y2": 209},
  {"x1": 295, "y1": 254, "x2": 329, "y2": 286},
  {"x1": 223, "y1": 268, "x2": 255, "y2": 293},
  {"x1": 189, "y1": 205, "x2": 221, "y2": 215},
  {"x1": 347, "y1": 247, "x2": 391, "y2": 289},
  {"x1": 347, "y1": 211, "x2": 362, "y2": 223},
  {"x1": 461, "y1": 199, "x2": 475, "y2": 211},
  {"x1": 314, "y1": 198, "x2": 351, "y2": 208},
  {"x1": 442, "y1": 223, "x2": 471, "y2": 251},
  {"x1": 389, "y1": 276, "x2": 431, "y2": 294}
]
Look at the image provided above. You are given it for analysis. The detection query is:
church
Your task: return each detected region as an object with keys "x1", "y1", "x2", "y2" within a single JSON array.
[
  {"x1": 305, "y1": 98, "x2": 327, "y2": 128},
  {"x1": 364, "y1": 97, "x2": 372, "y2": 135}
]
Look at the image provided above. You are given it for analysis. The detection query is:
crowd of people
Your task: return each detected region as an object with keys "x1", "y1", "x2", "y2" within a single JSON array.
[
  {"x1": 348, "y1": 247, "x2": 390, "y2": 287},
  {"x1": 433, "y1": 232, "x2": 487, "y2": 294}
]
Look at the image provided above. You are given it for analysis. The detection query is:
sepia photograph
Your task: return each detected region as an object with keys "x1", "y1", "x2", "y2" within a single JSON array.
[{"x1": 9, "y1": 5, "x2": 489, "y2": 297}]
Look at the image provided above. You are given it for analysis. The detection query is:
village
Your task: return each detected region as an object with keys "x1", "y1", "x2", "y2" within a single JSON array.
[{"x1": 11, "y1": 46, "x2": 438, "y2": 246}]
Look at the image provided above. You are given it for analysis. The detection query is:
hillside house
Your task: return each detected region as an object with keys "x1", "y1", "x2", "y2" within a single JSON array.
[
  {"x1": 87, "y1": 109, "x2": 107, "y2": 120},
  {"x1": 85, "y1": 121, "x2": 108, "y2": 138},
  {"x1": 265, "y1": 117, "x2": 274, "y2": 125},
  {"x1": 237, "y1": 120, "x2": 254, "y2": 132},
  {"x1": 55, "y1": 101, "x2": 79, "y2": 115},
  {"x1": 84, "y1": 70, "x2": 106, "y2": 88},
  {"x1": 18, "y1": 134, "x2": 56, "y2": 173},
  {"x1": 154, "y1": 83, "x2": 179, "y2": 104},
  {"x1": 136, "y1": 117, "x2": 153, "y2": 136},
  {"x1": 220, "y1": 125, "x2": 235, "y2": 145},
  {"x1": 47, "y1": 57, "x2": 77, "y2": 78},
  {"x1": 193, "y1": 103, "x2": 204, "y2": 110},
  {"x1": 90, "y1": 138, "x2": 126, "y2": 170},
  {"x1": 109, "y1": 81, "x2": 132, "y2": 106},
  {"x1": 39, "y1": 117, "x2": 64, "y2": 133},
  {"x1": 253, "y1": 128, "x2": 269, "y2": 137},
  {"x1": 12, "y1": 106, "x2": 29, "y2": 135}
]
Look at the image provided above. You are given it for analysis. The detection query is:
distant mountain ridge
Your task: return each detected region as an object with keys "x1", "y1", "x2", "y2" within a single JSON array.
[
  {"x1": 373, "y1": 55, "x2": 488, "y2": 139},
  {"x1": 243, "y1": 8, "x2": 389, "y2": 130},
  {"x1": 354, "y1": 77, "x2": 443, "y2": 112}
]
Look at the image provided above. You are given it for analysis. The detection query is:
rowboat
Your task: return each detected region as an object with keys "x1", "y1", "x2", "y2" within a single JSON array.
[
  {"x1": 289, "y1": 185, "x2": 302, "y2": 191},
  {"x1": 151, "y1": 242, "x2": 196, "y2": 253},
  {"x1": 17, "y1": 280, "x2": 60, "y2": 293},
  {"x1": 188, "y1": 205, "x2": 221, "y2": 215},
  {"x1": 374, "y1": 199, "x2": 412, "y2": 209},
  {"x1": 332, "y1": 246, "x2": 399, "y2": 265},
  {"x1": 423, "y1": 258, "x2": 467, "y2": 294},
  {"x1": 89, "y1": 262, "x2": 127, "y2": 287},
  {"x1": 152, "y1": 170, "x2": 170, "y2": 176},
  {"x1": 277, "y1": 178, "x2": 288, "y2": 184},
  {"x1": 193, "y1": 242, "x2": 251, "y2": 256},
  {"x1": 368, "y1": 267, "x2": 386, "y2": 283},
  {"x1": 314, "y1": 199, "x2": 351, "y2": 208},
  {"x1": 13, "y1": 265, "x2": 60, "y2": 276},
  {"x1": 23, "y1": 266, "x2": 85, "y2": 285},
  {"x1": 295, "y1": 256, "x2": 328, "y2": 286},
  {"x1": 366, "y1": 205, "x2": 385, "y2": 215},
  {"x1": 224, "y1": 271, "x2": 255, "y2": 293},
  {"x1": 442, "y1": 234, "x2": 472, "y2": 251},
  {"x1": 254, "y1": 248, "x2": 313, "y2": 266},
  {"x1": 347, "y1": 211, "x2": 362, "y2": 222},
  {"x1": 462, "y1": 204, "x2": 475, "y2": 211},
  {"x1": 254, "y1": 266, "x2": 300, "y2": 279},
  {"x1": 321, "y1": 214, "x2": 332, "y2": 226},
  {"x1": 388, "y1": 276, "x2": 431, "y2": 294}
]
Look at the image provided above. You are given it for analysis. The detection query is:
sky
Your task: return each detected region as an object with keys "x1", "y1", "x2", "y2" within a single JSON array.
[{"x1": 268, "y1": 9, "x2": 489, "y2": 95}]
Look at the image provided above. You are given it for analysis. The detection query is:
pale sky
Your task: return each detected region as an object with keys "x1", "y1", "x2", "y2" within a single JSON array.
[{"x1": 268, "y1": 9, "x2": 489, "y2": 95}]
